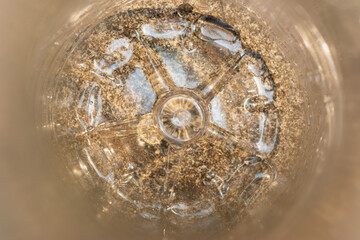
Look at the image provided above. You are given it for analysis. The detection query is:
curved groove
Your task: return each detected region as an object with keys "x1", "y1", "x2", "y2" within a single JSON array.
[
  {"x1": 134, "y1": 30, "x2": 177, "y2": 95},
  {"x1": 84, "y1": 117, "x2": 140, "y2": 139},
  {"x1": 206, "y1": 122, "x2": 257, "y2": 155},
  {"x1": 198, "y1": 56, "x2": 242, "y2": 102},
  {"x1": 166, "y1": 147, "x2": 185, "y2": 203},
  {"x1": 238, "y1": 160, "x2": 277, "y2": 206}
]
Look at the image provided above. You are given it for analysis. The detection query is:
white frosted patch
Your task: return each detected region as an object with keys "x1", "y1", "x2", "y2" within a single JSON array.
[{"x1": 211, "y1": 95, "x2": 227, "y2": 129}]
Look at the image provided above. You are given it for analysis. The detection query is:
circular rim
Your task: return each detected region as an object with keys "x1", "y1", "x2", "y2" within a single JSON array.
[{"x1": 154, "y1": 91, "x2": 209, "y2": 145}]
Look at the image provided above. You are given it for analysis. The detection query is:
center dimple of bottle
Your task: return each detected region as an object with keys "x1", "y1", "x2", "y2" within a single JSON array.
[
  {"x1": 157, "y1": 93, "x2": 206, "y2": 143},
  {"x1": 172, "y1": 109, "x2": 192, "y2": 128}
]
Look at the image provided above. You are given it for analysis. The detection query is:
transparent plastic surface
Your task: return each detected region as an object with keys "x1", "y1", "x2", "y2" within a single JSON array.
[
  {"x1": 44, "y1": 4, "x2": 311, "y2": 234},
  {"x1": 1, "y1": 0, "x2": 359, "y2": 240}
]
